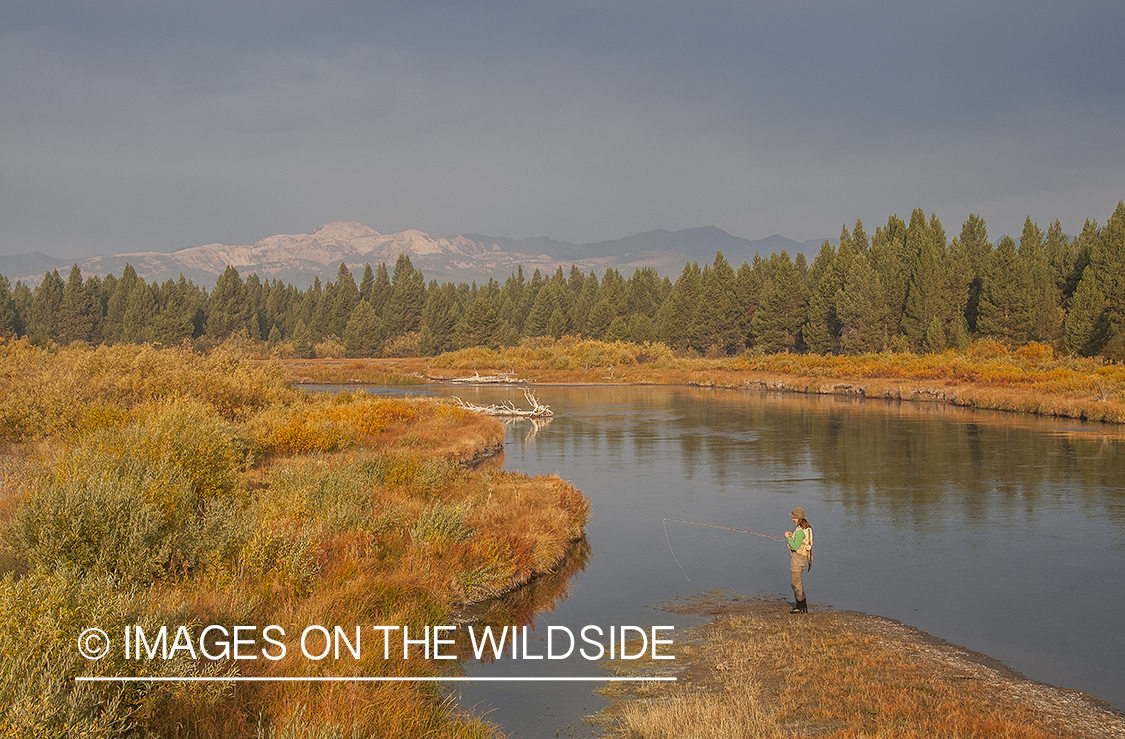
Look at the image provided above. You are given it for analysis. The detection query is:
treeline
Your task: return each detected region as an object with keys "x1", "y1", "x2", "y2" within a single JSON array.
[{"x1": 2, "y1": 203, "x2": 1124, "y2": 360}]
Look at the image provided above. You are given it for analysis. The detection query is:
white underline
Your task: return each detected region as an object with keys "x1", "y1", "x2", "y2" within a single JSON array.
[{"x1": 76, "y1": 676, "x2": 676, "y2": 683}]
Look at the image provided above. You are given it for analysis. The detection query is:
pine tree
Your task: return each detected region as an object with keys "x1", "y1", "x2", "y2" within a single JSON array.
[
  {"x1": 311, "y1": 281, "x2": 336, "y2": 342},
  {"x1": 978, "y1": 236, "x2": 1035, "y2": 344},
  {"x1": 148, "y1": 304, "x2": 194, "y2": 346},
  {"x1": 958, "y1": 214, "x2": 991, "y2": 333},
  {"x1": 102, "y1": 265, "x2": 138, "y2": 343},
  {"x1": 735, "y1": 257, "x2": 764, "y2": 344},
  {"x1": 584, "y1": 297, "x2": 617, "y2": 340},
  {"x1": 85, "y1": 274, "x2": 107, "y2": 342},
  {"x1": 0, "y1": 276, "x2": 17, "y2": 338},
  {"x1": 359, "y1": 263, "x2": 375, "y2": 302},
  {"x1": 599, "y1": 269, "x2": 627, "y2": 316},
  {"x1": 385, "y1": 255, "x2": 425, "y2": 337},
  {"x1": 691, "y1": 252, "x2": 741, "y2": 354},
  {"x1": 370, "y1": 263, "x2": 391, "y2": 317},
  {"x1": 525, "y1": 282, "x2": 558, "y2": 337},
  {"x1": 751, "y1": 252, "x2": 807, "y2": 353},
  {"x1": 627, "y1": 314, "x2": 656, "y2": 343},
  {"x1": 121, "y1": 281, "x2": 157, "y2": 343},
  {"x1": 548, "y1": 267, "x2": 573, "y2": 330},
  {"x1": 12, "y1": 282, "x2": 33, "y2": 337},
  {"x1": 599, "y1": 316, "x2": 623, "y2": 342},
  {"x1": 59, "y1": 265, "x2": 96, "y2": 344},
  {"x1": 656, "y1": 262, "x2": 701, "y2": 350},
  {"x1": 1064, "y1": 267, "x2": 1109, "y2": 356},
  {"x1": 1070, "y1": 220, "x2": 1102, "y2": 304},
  {"x1": 570, "y1": 270, "x2": 599, "y2": 333},
  {"x1": 174, "y1": 274, "x2": 206, "y2": 339},
  {"x1": 852, "y1": 219, "x2": 870, "y2": 254},
  {"x1": 0, "y1": 273, "x2": 14, "y2": 337},
  {"x1": 870, "y1": 215, "x2": 910, "y2": 339},
  {"x1": 498, "y1": 266, "x2": 528, "y2": 330},
  {"x1": 206, "y1": 265, "x2": 248, "y2": 341},
  {"x1": 418, "y1": 284, "x2": 459, "y2": 355},
  {"x1": 292, "y1": 319, "x2": 314, "y2": 359},
  {"x1": 804, "y1": 238, "x2": 852, "y2": 354},
  {"x1": 1044, "y1": 220, "x2": 1076, "y2": 298},
  {"x1": 343, "y1": 299, "x2": 384, "y2": 357},
  {"x1": 243, "y1": 273, "x2": 264, "y2": 340},
  {"x1": 27, "y1": 270, "x2": 65, "y2": 342},
  {"x1": 836, "y1": 254, "x2": 888, "y2": 354},
  {"x1": 624, "y1": 267, "x2": 662, "y2": 319},
  {"x1": 944, "y1": 236, "x2": 973, "y2": 350},
  {"x1": 1092, "y1": 201, "x2": 1125, "y2": 338},
  {"x1": 547, "y1": 307, "x2": 569, "y2": 339},
  {"x1": 902, "y1": 212, "x2": 949, "y2": 351},
  {"x1": 331, "y1": 263, "x2": 361, "y2": 338},
  {"x1": 567, "y1": 265, "x2": 586, "y2": 304},
  {"x1": 458, "y1": 294, "x2": 500, "y2": 348},
  {"x1": 1019, "y1": 216, "x2": 1061, "y2": 343}
]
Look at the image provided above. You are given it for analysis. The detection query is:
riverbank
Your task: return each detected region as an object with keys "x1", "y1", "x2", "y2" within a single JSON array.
[
  {"x1": 0, "y1": 340, "x2": 589, "y2": 738},
  {"x1": 594, "y1": 595, "x2": 1125, "y2": 739},
  {"x1": 273, "y1": 336, "x2": 1125, "y2": 425}
]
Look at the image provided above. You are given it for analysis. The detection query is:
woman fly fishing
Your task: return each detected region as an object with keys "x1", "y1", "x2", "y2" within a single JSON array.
[{"x1": 785, "y1": 506, "x2": 813, "y2": 614}]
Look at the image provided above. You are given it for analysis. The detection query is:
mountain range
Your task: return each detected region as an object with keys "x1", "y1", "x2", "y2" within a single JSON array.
[{"x1": 0, "y1": 223, "x2": 830, "y2": 289}]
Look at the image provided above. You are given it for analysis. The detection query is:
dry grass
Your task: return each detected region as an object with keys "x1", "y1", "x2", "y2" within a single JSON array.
[
  {"x1": 596, "y1": 597, "x2": 1124, "y2": 739},
  {"x1": 272, "y1": 358, "x2": 429, "y2": 387},
  {"x1": 0, "y1": 340, "x2": 590, "y2": 738}
]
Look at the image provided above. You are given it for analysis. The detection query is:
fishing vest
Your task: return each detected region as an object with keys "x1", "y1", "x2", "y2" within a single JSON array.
[{"x1": 795, "y1": 526, "x2": 812, "y2": 557}]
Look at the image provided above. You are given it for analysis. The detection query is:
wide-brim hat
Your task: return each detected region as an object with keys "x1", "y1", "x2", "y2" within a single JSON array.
[{"x1": 791, "y1": 507, "x2": 805, "y2": 519}]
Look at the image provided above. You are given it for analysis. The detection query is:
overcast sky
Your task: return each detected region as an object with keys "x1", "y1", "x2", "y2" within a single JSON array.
[{"x1": 2, "y1": 1, "x2": 1124, "y2": 258}]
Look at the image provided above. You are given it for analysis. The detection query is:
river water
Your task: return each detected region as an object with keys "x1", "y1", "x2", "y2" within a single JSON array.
[{"x1": 342, "y1": 383, "x2": 1125, "y2": 735}]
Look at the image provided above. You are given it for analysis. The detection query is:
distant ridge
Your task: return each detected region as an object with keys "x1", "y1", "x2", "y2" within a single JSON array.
[
  {"x1": 1, "y1": 224, "x2": 830, "y2": 289},
  {"x1": 0, "y1": 252, "x2": 70, "y2": 278}
]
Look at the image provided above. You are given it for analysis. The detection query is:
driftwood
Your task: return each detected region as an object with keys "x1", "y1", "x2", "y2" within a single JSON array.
[
  {"x1": 452, "y1": 388, "x2": 554, "y2": 418},
  {"x1": 450, "y1": 371, "x2": 523, "y2": 384}
]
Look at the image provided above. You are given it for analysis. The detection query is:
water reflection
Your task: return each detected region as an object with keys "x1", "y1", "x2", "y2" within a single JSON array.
[
  {"x1": 452, "y1": 538, "x2": 591, "y2": 662},
  {"x1": 347, "y1": 383, "x2": 1125, "y2": 731}
]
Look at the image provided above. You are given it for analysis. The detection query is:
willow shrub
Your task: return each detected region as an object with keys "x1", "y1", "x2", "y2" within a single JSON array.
[
  {"x1": 8, "y1": 400, "x2": 254, "y2": 582},
  {"x1": 0, "y1": 569, "x2": 226, "y2": 739}
]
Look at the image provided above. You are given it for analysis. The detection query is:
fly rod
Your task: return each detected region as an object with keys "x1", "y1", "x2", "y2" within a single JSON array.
[
  {"x1": 663, "y1": 518, "x2": 786, "y2": 541},
  {"x1": 662, "y1": 518, "x2": 787, "y2": 584}
]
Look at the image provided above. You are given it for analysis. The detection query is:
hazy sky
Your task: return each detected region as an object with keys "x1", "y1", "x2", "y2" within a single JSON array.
[{"x1": 3, "y1": 1, "x2": 1124, "y2": 258}]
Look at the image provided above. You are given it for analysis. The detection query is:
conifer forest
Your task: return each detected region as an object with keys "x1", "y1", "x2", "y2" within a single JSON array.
[{"x1": 4, "y1": 204, "x2": 1125, "y2": 361}]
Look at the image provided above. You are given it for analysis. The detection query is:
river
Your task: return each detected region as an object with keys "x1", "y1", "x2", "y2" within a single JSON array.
[{"x1": 340, "y1": 383, "x2": 1125, "y2": 736}]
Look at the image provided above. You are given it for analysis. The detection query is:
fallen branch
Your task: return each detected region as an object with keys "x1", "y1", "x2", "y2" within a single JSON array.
[
  {"x1": 452, "y1": 388, "x2": 554, "y2": 418},
  {"x1": 450, "y1": 371, "x2": 524, "y2": 384}
]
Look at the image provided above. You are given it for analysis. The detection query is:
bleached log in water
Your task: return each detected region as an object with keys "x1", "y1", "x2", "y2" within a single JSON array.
[
  {"x1": 449, "y1": 371, "x2": 523, "y2": 384},
  {"x1": 452, "y1": 388, "x2": 554, "y2": 418}
]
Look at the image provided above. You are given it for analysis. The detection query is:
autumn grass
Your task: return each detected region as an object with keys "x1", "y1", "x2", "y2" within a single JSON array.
[
  {"x1": 275, "y1": 357, "x2": 429, "y2": 387},
  {"x1": 0, "y1": 339, "x2": 589, "y2": 738},
  {"x1": 596, "y1": 597, "x2": 1121, "y2": 739},
  {"x1": 416, "y1": 336, "x2": 1125, "y2": 423}
]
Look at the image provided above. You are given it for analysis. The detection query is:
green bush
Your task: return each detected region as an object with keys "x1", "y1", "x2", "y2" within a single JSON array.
[
  {"x1": 0, "y1": 569, "x2": 223, "y2": 738},
  {"x1": 8, "y1": 402, "x2": 253, "y2": 582},
  {"x1": 9, "y1": 459, "x2": 196, "y2": 583}
]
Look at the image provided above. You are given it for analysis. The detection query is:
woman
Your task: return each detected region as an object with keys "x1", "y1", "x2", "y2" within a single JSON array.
[{"x1": 785, "y1": 507, "x2": 813, "y2": 614}]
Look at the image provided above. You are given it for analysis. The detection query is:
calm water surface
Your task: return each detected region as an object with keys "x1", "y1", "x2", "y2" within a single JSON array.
[{"x1": 345, "y1": 384, "x2": 1125, "y2": 735}]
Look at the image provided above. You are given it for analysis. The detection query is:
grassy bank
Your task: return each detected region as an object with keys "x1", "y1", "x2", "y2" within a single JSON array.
[
  {"x1": 375, "y1": 337, "x2": 1125, "y2": 423},
  {"x1": 0, "y1": 339, "x2": 589, "y2": 738},
  {"x1": 595, "y1": 596, "x2": 1125, "y2": 739}
]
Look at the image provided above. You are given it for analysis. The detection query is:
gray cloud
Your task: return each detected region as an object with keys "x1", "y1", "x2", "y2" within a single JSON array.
[{"x1": 2, "y1": 1, "x2": 1123, "y2": 259}]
